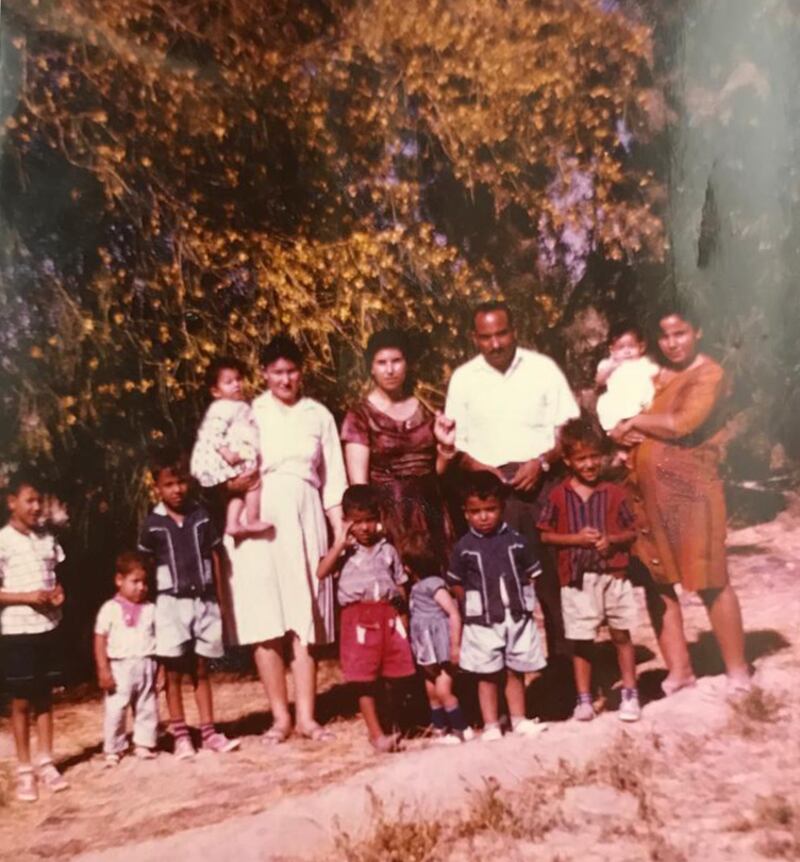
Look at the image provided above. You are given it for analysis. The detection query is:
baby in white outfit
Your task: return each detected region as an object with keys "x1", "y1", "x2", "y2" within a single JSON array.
[{"x1": 596, "y1": 323, "x2": 659, "y2": 440}]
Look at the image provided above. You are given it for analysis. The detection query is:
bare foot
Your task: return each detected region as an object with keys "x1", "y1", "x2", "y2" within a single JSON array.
[
  {"x1": 661, "y1": 674, "x2": 697, "y2": 697},
  {"x1": 370, "y1": 732, "x2": 402, "y2": 753}
]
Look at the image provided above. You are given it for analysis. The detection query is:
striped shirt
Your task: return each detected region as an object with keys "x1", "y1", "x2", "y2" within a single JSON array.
[
  {"x1": 537, "y1": 480, "x2": 635, "y2": 587},
  {"x1": 0, "y1": 524, "x2": 64, "y2": 635}
]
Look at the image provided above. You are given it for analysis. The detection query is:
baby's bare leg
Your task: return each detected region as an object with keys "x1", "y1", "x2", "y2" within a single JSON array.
[{"x1": 225, "y1": 494, "x2": 246, "y2": 536}]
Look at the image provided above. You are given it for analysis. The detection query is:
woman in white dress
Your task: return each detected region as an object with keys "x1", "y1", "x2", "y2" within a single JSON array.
[{"x1": 226, "y1": 336, "x2": 346, "y2": 743}]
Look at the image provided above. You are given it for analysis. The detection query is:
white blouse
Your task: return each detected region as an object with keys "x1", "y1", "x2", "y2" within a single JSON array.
[{"x1": 251, "y1": 391, "x2": 347, "y2": 511}]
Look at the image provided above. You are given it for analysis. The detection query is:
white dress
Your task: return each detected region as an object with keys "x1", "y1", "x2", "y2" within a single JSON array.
[
  {"x1": 190, "y1": 399, "x2": 260, "y2": 488},
  {"x1": 225, "y1": 392, "x2": 347, "y2": 646},
  {"x1": 597, "y1": 356, "x2": 660, "y2": 431}
]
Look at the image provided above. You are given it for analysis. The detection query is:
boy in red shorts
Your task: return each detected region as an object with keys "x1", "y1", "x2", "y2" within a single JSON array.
[{"x1": 317, "y1": 485, "x2": 414, "y2": 752}]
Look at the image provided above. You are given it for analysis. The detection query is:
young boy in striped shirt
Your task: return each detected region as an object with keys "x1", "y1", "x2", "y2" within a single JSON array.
[{"x1": 537, "y1": 419, "x2": 640, "y2": 722}]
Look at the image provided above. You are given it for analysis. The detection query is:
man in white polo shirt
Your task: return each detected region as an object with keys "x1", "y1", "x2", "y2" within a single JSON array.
[{"x1": 444, "y1": 300, "x2": 580, "y2": 659}]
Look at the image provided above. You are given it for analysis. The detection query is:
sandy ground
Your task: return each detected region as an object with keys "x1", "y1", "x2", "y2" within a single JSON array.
[{"x1": 1, "y1": 497, "x2": 799, "y2": 861}]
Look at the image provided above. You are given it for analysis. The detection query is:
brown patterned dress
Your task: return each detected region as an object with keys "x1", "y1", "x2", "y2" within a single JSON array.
[
  {"x1": 341, "y1": 399, "x2": 452, "y2": 555},
  {"x1": 629, "y1": 359, "x2": 730, "y2": 592}
]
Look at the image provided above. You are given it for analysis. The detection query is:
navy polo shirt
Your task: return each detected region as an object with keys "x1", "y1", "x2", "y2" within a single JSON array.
[
  {"x1": 447, "y1": 523, "x2": 542, "y2": 625},
  {"x1": 138, "y1": 502, "x2": 221, "y2": 598}
]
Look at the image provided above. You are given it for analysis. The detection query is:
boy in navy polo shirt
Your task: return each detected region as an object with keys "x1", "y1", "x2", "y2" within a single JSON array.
[
  {"x1": 448, "y1": 472, "x2": 547, "y2": 741},
  {"x1": 139, "y1": 448, "x2": 239, "y2": 758},
  {"x1": 537, "y1": 419, "x2": 640, "y2": 722}
]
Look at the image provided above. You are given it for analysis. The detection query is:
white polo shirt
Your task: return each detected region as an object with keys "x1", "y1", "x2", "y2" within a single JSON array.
[
  {"x1": 0, "y1": 524, "x2": 64, "y2": 636},
  {"x1": 445, "y1": 347, "x2": 580, "y2": 467}
]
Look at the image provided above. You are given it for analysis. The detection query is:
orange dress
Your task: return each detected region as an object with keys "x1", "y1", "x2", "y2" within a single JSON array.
[{"x1": 629, "y1": 359, "x2": 730, "y2": 591}]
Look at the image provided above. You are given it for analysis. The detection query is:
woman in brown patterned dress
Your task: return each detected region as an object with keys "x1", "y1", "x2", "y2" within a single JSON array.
[
  {"x1": 341, "y1": 330, "x2": 453, "y2": 557},
  {"x1": 612, "y1": 306, "x2": 750, "y2": 696}
]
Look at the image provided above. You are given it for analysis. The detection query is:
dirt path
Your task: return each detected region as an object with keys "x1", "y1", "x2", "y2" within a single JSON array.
[{"x1": 2, "y1": 500, "x2": 799, "y2": 861}]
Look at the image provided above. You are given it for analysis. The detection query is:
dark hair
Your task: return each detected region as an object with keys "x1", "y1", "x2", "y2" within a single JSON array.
[
  {"x1": 560, "y1": 418, "x2": 608, "y2": 458},
  {"x1": 259, "y1": 335, "x2": 304, "y2": 369},
  {"x1": 461, "y1": 470, "x2": 508, "y2": 503},
  {"x1": 342, "y1": 484, "x2": 382, "y2": 518},
  {"x1": 365, "y1": 329, "x2": 410, "y2": 368},
  {"x1": 115, "y1": 549, "x2": 150, "y2": 577},
  {"x1": 652, "y1": 297, "x2": 702, "y2": 331},
  {"x1": 148, "y1": 446, "x2": 189, "y2": 481},
  {"x1": 205, "y1": 356, "x2": 247, "y2": 391},
  {"x1": 5, "y1": 468, "x2": 43, "y2": 496},
  {"x1": 400, "y1": 533, "x2": 442, "y2": 580},
  {"x1": 472, "y1": 300, "x2": 514, "y2": 330},
  {"x1": 608, "y1": 319, "x2": 645, "y2": 346}
]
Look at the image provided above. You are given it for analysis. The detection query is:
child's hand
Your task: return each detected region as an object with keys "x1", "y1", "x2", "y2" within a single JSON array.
[
  {"x1": 98, "y1": 670, "x2": 116, "y2": 693},
  {"x1": 49, "y1": 584, "x2": 65, "y2": 607},
  {"x1": 30, "y1": 589, "x2": 55, "y2": 608},
  {"x1": 594, "y1": 534, "x2": 610, "y2": 554},
  {"x1": 221, "y1": 450, "x2": 244, "y2": 467},
  {"x1": 449, "y1": 644, "x2": 461, "y2": 666},
  {"x1": 576, "y1": 527, "x2": 601, "y2": 547}
]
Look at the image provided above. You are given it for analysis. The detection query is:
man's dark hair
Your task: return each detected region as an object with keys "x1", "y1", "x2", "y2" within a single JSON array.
[
  {"x1": 607, "y1": 319, "x2": 645, "y2": 346},
  {"x1": 5, "y1": 468, "x2": 44, "y2": 496},
  {"x1": 205, "y1": 355, "x2": 247, "y2": 391},
  {"x1": 342, "y1": 484, "x2": 382, "y2": 518},
  {"x1": 400, "y1": 532, "x2": 442, "y2": 579},
  {"x1": 461, "y1": 470, "x2": 508, "y2": 503},
  {"x1": 148, "y1": 446, "x2": 189, "y2": 481},
  {"x1": 472, "y1": 300, "x2": 514, "y2": 330},
  {"x1": 259, "y1": 335, "x2": 304, "y2": 369},
  {"x1": 115, "y1": 549, "x2": 150, "y2": 576},
  {"x1": 560, "y1": 418, "x2": 608, "y2": 458}
]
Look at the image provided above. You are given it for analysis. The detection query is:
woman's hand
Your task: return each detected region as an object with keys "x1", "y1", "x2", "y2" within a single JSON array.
[
  {"x1": 226, "y1": 469, "x2": 259, "y2": 494},
  {"x1": 610, "y1": 418, "x2": 646, "y2": 447},
  {"x1": 509, "y1": 459, "x2": 543, "y2": 492}
]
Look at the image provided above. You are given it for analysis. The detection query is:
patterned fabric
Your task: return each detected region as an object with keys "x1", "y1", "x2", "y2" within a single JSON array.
[
  {"x1": 138, "y1": 502, "x2": 221, "y2": 597},
  {"x1": 445, "y1": 347, "x2": 579, "y2": 467},
  {"x1": 95, "y1": 599, "x2": 156, "y2": 659},
  {"x1": 341, "y1": 399, "x2": 453, "y2": 554},
  {"x1": 447, "y1": 524, "x2": 542, "y2": 626},
  {"x1": 0, "y1": 525, "x2": 64, "y2": 635},
  {"x1": 537, "y1": 480, "x2": 635, "y2": 587},
  {"x1": 190, "y1": 398, "x2": 260, "y2": 488},
  {"x1": 337, "y1": 538, "x2": 407, "y2": 606},
  {"x1": 628, "y1": 359, "x2": 730, "y2": 590}
]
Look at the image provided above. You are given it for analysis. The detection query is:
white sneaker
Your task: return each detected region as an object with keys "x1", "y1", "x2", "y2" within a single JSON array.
[
  {"x1": 16, "y1": 768, "x2": 37, "y2": 802},
  {"x1": 432, "y1": 733, "x2": 462, "y2": 746},
  {"x1": 36, "y1": 759, "x2": 69, "y2": 792},
  {"x1": 619, "y1": 695, "x2": 642, "y2": 722},
  {"x1": 481, "y1": 725, "x2": 503, "y2": 742},
  {"x1": 134, "y1": 746, "x2": 157, "y2": 760},
  {"x1": 573, "y1": 701, "x2": 595, "y2": 722},
  {"x1": 103, "y1": 753, "x2": 121, "y2": 767},
  {"x1": 511, "y1": 718, "x2": 549, "y2": 737},
  {"x1": 458, "y1": 727, "x2": 476, "y2": 742}
]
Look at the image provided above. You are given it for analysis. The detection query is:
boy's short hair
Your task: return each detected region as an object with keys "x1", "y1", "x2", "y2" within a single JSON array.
[
  {"x1": 608, "y1": 318, "x2": 645, "y2": 345},
  {"x1": 560, "y1": 418, "x2": 608, "y2": 457},
  {"x1": 148, "y1": 446, "x2": 189, "y2": 482},
  {"x1": 5, "y1": 468, "x2": 44, "y2": 496},
  {"x1": 205, "y1": 356, "x2": 247, "y2": 391},
  {"x1": 342, "y1": 484, "x2": 382, "y2": 518},
  {"x1": 460, "y1": 470, "x2": 508, "y2": 504},
  {"x1": 472, "y1": 300, "x2": 514, "y2": 329},
  {"x1": 115, "y1": 549, "x2": 150, "y2": 577},
  {"x1": 399, "y1": 533, "x2": 441, "y2": 578}
]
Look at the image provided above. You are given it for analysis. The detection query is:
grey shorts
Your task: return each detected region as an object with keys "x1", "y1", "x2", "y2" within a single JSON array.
[
  {"x1": 459, "y1": 612, "x2": 547, "y2": 675},
  {"x1": 155, "y1": 595, "x2": 224, "y2": 660},
  {"x1": 561, "y1": 574, "x2": 637, "y2": 641}
]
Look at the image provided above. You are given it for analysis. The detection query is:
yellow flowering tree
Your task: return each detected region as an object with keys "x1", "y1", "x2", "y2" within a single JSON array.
[{"x1": 1, "y1": 0, "x2": 664, "y2": 535}]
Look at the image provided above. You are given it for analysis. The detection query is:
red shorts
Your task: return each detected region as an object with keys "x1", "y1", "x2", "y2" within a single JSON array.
[{"x1": 340, "y1": 602, "x2": 415, "y2": 683}]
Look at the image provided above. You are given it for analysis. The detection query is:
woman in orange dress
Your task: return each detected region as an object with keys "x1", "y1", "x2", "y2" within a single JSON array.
[{"x1": 612, "y1": 306, "x2": 750, "y2": 696}]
